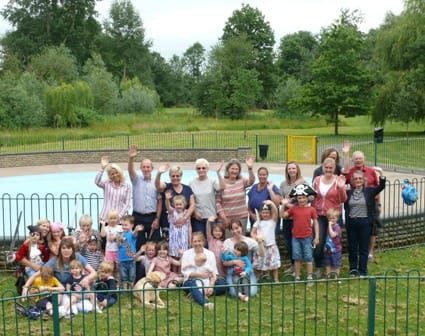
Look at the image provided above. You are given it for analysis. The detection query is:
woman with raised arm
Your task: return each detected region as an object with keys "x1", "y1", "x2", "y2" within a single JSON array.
[{"x1": 216, "y1": 156, "x2": 255, "y2": 236}]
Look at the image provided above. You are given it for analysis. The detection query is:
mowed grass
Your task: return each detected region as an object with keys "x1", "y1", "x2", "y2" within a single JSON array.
[{"x1": 1, "y1": 245, "x2": 425, "y2": 335}]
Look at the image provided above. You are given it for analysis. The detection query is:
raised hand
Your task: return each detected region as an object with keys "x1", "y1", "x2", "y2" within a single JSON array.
[
  {"x1": 341, "y1": 140, "x2": 352, "y2": 156},
  {"x1": 128, "y1": 145, "x2": 139, "y2": 159},
  {"x1": 101, "y1": 156, "x2": 109, "y2": 169},
  {"x1": 158, "y1": 163, "x2": 170, "y2": 174},
  {"x1": 246, "y1": 155, "x2": 255, "y2": 169},
  {"x1": 216, "y1": 160, "x2": 224, "y2": 173}
]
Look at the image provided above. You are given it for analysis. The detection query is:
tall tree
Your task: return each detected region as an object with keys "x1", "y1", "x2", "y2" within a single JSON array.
[
  {"x1": 221, "y1": 4, "x2": 276, "y2": 107},
  {"x1": 99, "y1": 0, "x2": 153, "y2": 85},
  {"x1": 371, "y1": 0, "x2": 425, "y2": 125},
  {"x1": 277, "y1": 31, "x2": 318, "y2": 84},
  {"x1": 196, "y1": 35, "x2": 261, "y2": 119},
  {"x1": 300, "y1": 9, "x2": 370, "y2": 135},
  {"x1": 1, "y1": 0, "x2": 100, "y2": 66},
  {"x1": 182, "y1": 42, "x2": 205, "y2": 105}
]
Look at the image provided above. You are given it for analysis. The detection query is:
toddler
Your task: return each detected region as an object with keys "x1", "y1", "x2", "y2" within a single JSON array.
[
  {"x1": 21, "y1": 265, "x2": 64, "y2": 316},
  {"x1": 222, "y1": 241, "x2": 252, "y2": 302},
  {"x1": 135, "y1": 241, "x2": 157, "y2": 280},
  {"x1": 165, "y1": 191, "x2": 192, "y2": 271},
  {"x1": 147, "y1": 241, "x2": 183, "y2": 288},
  {"x1": 117, "y1": 215, "x2": 142, "y2": 289},
  {"x1": 100, "y1": 209, "x2": 123, "y2": 279},
  {"x1": 95, "y1": 261, "x2": 118, "y2": 311},
  {"x1": 80, "y1": 235, "x2": 103, "y2": 271},
  {"x1": 206, "y1": 216, "x2": 226, "y2": 277},
  {"x1": 323, "y1": 209, "x2": 343, "y2": 279},
  {"x1": 182, "y1": 252, "x2": 214, "y2": 288},
  {"x1": 251, "y1": 201, "x2": 281, "y2": 282}
]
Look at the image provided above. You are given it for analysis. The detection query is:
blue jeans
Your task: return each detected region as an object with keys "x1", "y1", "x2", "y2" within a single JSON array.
[
  {"x1": 292, "y1": 236, "x2": 313, "y2": 262},
  {"x1": 226, "y1": 271, "x2": 257, "y2": 297},
  {"x1": 120, "y1": 260, "x2": 135, "y2": 283},
  {"x1": 183, "y1": 278, "x2": 227, "y2": 306},
  {"x1": 346, "y1": 217, "x2": 371, "y2": 276}
]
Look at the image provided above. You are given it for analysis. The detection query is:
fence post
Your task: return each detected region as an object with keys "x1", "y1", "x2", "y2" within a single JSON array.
[
  {"x1": 61, "y1": 137, "x2": 65, "y2": 151},
  {"x1": 367, "y1": 277, "x2": 376, "y2": 336},
  {"x1": 52, "y1": 292, "x2": 61, "y2": 336},
  {"x1": 255, "y1": 134, "x2": 259, "y2": 162},
  {"x1": 192, "y1": 133, "x2": 195, "y2": 148}
]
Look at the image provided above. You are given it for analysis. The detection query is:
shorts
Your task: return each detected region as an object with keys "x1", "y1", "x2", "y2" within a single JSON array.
[
  {"x1": 105, "y1": 251, "x2": 119, "y2": 263},
  {"x1": 292, "y1": 236, "x2": 313, "y2": 262},
  {"x1": 323, "y1": 251, "x2": 342, "y2": 268}
]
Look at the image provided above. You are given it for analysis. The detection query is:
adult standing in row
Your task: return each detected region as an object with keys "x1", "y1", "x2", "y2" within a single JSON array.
[
  {"x1": 344, "y1": 168, "x2": 386, "y2": 276},
  {"x1": 312, "y1": 148, "x2": 343, "y2": 180},
  {"x1": 128, "y1": 145, "x2": 162, "y2": 249},
  {"x1": 95, "y1": 156, "x2": 131, "y2": 226},
  {"x1": 216, "y1": 156, "x2": 255, "y2": 236},
  {"x1": 155, "y1": 164, "x2": 195, "y2": 240},
  {"x1": 189, "y1": 159, "x2": 225, "y2": 241},
  {"x1": 342, "y1": 142, "x2": 382, "y2": 261},
  {"x1": 248, "y1": 167, "x2": 282, "y2": 228},
  {"x1": 311, "y1": 158, "x2": 347, "y2": 276},
  {"x1": 279, "y1": 161, "x2": 307, "y2": 272}
]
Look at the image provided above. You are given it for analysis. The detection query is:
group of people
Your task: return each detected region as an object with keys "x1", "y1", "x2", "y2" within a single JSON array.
[{"x1": 16, "y1": 141, "x2": 387, "y2": 314}]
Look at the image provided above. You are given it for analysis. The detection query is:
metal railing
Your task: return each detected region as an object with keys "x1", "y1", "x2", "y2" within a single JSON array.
[
  {"x1": 1, "y1": 273, "x2": 424, "y2": 336},
  {"x1": 1, "y1": 133, "x2": 424, "y2": 173}
]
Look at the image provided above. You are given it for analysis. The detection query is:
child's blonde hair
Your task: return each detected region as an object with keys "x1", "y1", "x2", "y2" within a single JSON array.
[
  {"x1": 326, "y1": 208, "x2": 340, "y2": 220},
  {"x1": 98, "y1": 261, "x2": 114, "y2": 274},
  {"x1": 40, "y1": 265, "x2": 54, "y2": 281},
  {"x1": 145, "y1": 241, "x2": 157, "y2": 252},
  {"x1": 69, "y1": 259, "x2": 84, "y2": 272},
  {"x1": 172, "y1": 195, "x2": 187, "y2": 208},
  {"x1": 108, "y1": 210, "x2": 119, "y2": 221}
]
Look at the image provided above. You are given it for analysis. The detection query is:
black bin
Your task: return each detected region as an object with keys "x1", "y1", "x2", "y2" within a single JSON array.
[
  {"x1": 374, "y1": 127, "x2": 384, "y2": 144},
  {"x1": 259, "y1": 144, "x2": 269, "y2": 160}
]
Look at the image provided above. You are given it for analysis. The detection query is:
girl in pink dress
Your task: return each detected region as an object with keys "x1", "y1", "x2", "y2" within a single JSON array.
[
  {"x1": 147, "y1": 241, "x2": 183, "y2": 288},
  {"x1": 206, "y1": 216, "x2": 226, "y2": 277}
]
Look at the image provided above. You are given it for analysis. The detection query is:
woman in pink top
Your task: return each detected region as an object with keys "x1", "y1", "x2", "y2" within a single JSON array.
[
  {"x1": 216, "y1": 156, "x2": 255, "y2": 236},
  {"x1": 95, "y1": 156, "x2": 131, "y2": 225},
  {"x1": 311, "y1": 158, "x2": 347, "y2": 276}
]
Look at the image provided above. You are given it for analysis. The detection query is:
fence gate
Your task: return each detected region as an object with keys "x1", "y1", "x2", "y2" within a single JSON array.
[{"x1": 287, "y1": 135, "x2": 317, "y2": 163}]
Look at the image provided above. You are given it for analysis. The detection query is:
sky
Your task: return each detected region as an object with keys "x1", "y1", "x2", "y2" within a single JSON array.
[{"x1": 0, "y1": 0, "x2": 405, "y2": 59}]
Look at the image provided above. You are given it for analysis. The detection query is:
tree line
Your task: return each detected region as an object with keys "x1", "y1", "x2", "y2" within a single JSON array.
[{"x1": 0, "y1": 0, "x2": 423, "y2": 133}]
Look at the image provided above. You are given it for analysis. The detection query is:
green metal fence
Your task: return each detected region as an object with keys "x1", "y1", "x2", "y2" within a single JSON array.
[
  {"x1": 1, "y1": 132, "x2": 424, "y2": 172},
  {"x1": 1, "y1": 273, "x2": 424, "y2": 336}
]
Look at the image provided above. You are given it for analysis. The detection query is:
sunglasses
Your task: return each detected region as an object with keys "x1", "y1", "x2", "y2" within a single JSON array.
[{"x1": 196, "y1": 167, "x2": 207, "y2": 170}]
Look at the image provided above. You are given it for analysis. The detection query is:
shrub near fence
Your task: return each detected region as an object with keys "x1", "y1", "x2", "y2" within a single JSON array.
[{"x1": 1, "y1": 273, "x2": 425, "y2": 336}]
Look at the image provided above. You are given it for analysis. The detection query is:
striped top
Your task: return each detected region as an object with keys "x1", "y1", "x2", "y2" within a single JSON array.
[
  {"x1": 216, "y1": 178, "x2": 251, "y2": 221},
  {"x1": 95, "y1": 169, "x2": 132, "y2": 222}
]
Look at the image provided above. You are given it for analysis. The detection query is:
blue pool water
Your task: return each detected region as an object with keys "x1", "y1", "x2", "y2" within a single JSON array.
[
  {"x1": 0, "y1": 171, "x2": 289, "y2": 197},
  {"x1": 2, "y1": 170, "x2": 310, "y2": 237}
]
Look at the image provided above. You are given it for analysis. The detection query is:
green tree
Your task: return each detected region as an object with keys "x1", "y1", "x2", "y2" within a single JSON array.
[
  {"x1": 29, "y1": 45, "x2": 79, "y2": 84},
  {"x1": 276, "y1": 31, "x2": 318, "y2": 84},
  {"x1": 0, "y1": 71, "x2": 47, "y2": 128},
  {"x1": 99, "y1": 0, "x2": 153, "y2": 85},
  {"x1": 0, "y1": 0, "x2": 100, "y2": 66},
  {"x1": 45, "y1": 81, "x2": 95, "y2": 127},
  {"x1": 196, "y1": 36, "x2": 261, "y2": 119},
  {"x1": 371, "y1": 0, "x2": 425, "y2": 125},
  {"x1": 82, "y1": 53, "x2": 119, "y2": 115},
  {"x1": 301, "y1": 10, "x2": 370, "y2": 135},
  {"x1": 221, "y1": 4, "x2": 276, "y2": 107}
]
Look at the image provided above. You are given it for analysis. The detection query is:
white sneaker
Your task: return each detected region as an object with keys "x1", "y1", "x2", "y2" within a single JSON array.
[
  {"x1": 204, "y1": 303, "x2": 214, "y2": 311},
  {"x1": 58, "y1": 306, "x2": 66, "y2": 318},
  {"x1": 96, "y1": 305, "x2": 103, "y2": 314}
]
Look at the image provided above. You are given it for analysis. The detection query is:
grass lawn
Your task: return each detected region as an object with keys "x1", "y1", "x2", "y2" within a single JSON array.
[{"x1": 1, "y1": 245, "x2": 425, "y2": 335}]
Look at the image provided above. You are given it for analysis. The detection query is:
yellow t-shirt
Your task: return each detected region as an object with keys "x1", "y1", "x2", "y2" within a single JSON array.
[{"x1": 30, "y1": 276, "x2": 62, "y2": 301}]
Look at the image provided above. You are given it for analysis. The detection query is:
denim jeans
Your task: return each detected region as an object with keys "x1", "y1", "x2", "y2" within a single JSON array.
[
  {"x1": 346, "y1": 217, "x2": 371, "y2": 276},
  {"x1": 226, "y1": 271, "x2": 257, "y2": 297},
  {"x1": 183, "y1": 278, "x2": 227, "y2": 305},
  {"x1": 191, "y1": 217, "x2": 208, "y2": 246}
]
